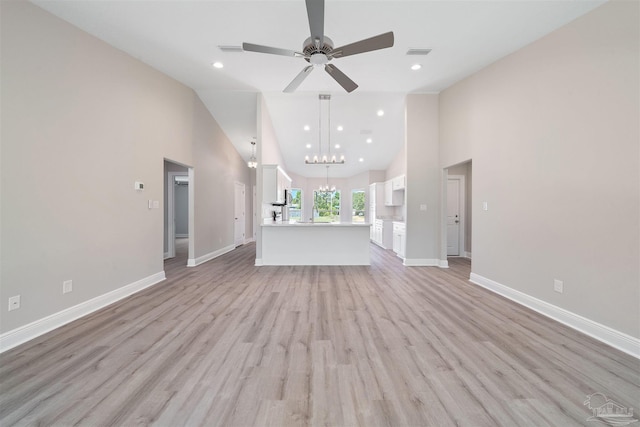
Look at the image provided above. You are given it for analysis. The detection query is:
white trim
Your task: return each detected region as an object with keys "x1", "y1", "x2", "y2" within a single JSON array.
[
  {"x1": 439, "y1": 259, "x2": 449, "y2": 268},
  {"x1": 187, "y1": 244, "x2": 235, "y2": 267},
  {"x1": 464, "y1": 251, "x2": 472, "y2": 259},
  {"x1": 469, "y1": 273, "x2": 640, "y2": 359},
  {"x1": 403, "y1": 258, "x2": 440, "y2": 267},
  {"x1": 255, "y1": 258, "x2": 264, "y2": 266},
  {"x1": 244, "y1": 238, "x2": 255, "y2": 244},
  {"x1": 0, "y1": 271, "x2": 166, "y2": 353},
  {"x1": 163, "y1": 252, "x2": 170, "y2": 260}
]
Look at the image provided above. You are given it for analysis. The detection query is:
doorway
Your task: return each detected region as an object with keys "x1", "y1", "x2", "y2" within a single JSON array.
[
  {"x1": 234, "y1": 182, "x2": 246, "y2": 246},
  {"x1": 164, "y1": 160, "x2": 193, "y2": 266},
  {"x1": 443, "y1": 160, "x2": 472, "y2": 261},
  {"x1": 446, "y1": 176, "x2": 464, "y2": 256}
]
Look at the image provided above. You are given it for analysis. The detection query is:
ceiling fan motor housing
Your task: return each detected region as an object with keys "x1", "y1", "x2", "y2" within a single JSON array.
[{"x1": 303, "y1": 36, "x2": 334, "y2": 64}]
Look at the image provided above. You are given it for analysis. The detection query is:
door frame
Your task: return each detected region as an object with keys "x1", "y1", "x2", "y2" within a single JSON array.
[
  {"x1": 234, "y1": 181, "x2": 246, "y2": 246},
  {"x1": 167, "y1": 171, "x2": 189, "y2": 259},
  {"x1": 447, "y1": 174, "x2": 466, "y2": 259}
]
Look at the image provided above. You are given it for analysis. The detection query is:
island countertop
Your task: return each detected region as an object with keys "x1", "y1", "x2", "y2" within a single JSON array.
[
  {"x1": 262, "y1": 220, "x2": 370, "y2": 227},
  {"x1": 259, "y1": 220, "x2": 371, "y2": 266}
]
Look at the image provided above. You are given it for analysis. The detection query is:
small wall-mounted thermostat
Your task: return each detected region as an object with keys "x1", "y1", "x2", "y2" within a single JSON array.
[{"x1": 134, "y1": 181, "x2": 144, "y2": 190}]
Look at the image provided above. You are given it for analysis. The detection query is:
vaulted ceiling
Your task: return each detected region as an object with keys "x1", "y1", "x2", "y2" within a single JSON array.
[{"x1": 32, "y1": 0, "x2": 605, "y2": 177}]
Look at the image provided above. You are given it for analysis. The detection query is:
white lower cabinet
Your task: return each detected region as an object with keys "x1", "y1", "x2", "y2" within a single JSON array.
[
  {"x1": 371, "y1": 219, "x2": 393, "y2": 249},
  {"x1": 392, "y1": 222, "x2": 406, "y2": 258}
]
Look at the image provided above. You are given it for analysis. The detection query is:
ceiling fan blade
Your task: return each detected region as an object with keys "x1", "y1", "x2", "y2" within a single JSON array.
[
  {"x1": 284, "y1": 66, "x2": 314, "y2": 93},
  {"x1": 331, "y1": 31, "x2": 394, "y2": 58},
  {"x1": 305, "y1": 0, "x2": 325, "y2": 46},
  {"x1": 242, "y1": 42, "x2": 302, "y2": 57},
  {"x1": 324, "y1": 64, "x2": 358, "y2": 93}
]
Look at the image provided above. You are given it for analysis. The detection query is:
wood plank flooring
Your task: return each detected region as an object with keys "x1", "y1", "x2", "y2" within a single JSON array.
[{"x1": 1, "y1": 240, "x2": 638, "y2": 426}]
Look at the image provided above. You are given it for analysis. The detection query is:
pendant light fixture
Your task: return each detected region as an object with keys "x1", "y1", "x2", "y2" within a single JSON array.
[
  {"x1": 318, "y1": 165, "x2": 336, "y2": 193},
  {"x1": 305, "y1": 94, "x2": 345, "y2": 165},
  {"x1": 247, "y1": 140, "x2": 257, "y2": 169}
]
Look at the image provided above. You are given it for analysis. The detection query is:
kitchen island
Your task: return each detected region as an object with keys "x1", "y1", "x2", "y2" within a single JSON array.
[{"x1": 259, "y1": 221, "x2": 371, "y2": 266}]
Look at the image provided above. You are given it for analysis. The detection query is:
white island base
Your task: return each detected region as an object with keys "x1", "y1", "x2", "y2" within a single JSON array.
[{"x1": 259, "y1": 222, "x2": 371, "y2": 266}]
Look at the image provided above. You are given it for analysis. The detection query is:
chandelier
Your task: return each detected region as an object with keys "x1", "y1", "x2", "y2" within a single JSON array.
[
  {"x1": 247, "y1": 140, "x2": 257, "y2": 169},
  {"x1": 318, "y1": 165, "x2": 336, "y2": 193},
  {"x1": 305, "y1": 94, "x2": 345, "y2": 165}
]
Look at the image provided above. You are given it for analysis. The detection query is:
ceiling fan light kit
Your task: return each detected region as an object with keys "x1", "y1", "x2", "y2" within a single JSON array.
[{"x1": 242, "y1": 0, "x2": 394, "y2": 93}]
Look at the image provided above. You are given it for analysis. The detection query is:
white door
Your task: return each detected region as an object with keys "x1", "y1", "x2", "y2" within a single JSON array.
[
  {"x1": 447, "y1": 179, "x2": 460, "y2": 256},
  {"x1": 234, "y1": 182, "x2": 245, "y2": 246}
]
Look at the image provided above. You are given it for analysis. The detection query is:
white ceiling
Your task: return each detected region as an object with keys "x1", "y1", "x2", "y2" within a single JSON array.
[{"x1": 32, "y1": 0, "x2": 605, "y2": 178}]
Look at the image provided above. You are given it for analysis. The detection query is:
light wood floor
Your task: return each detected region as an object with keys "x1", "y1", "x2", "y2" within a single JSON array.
[{"x1": 1, "y1": 240, "x2": 638, "y2": 426}]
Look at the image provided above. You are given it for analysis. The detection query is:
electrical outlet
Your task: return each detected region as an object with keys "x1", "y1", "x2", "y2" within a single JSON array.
[
  {"x1": 8, "y1": 295, "x2": 20, "y2": 311},
  {"x1": 554, "y1": 279, "x2": 563, "y2": 294},
  {"x1": 63, "y1": 280, "x2": 73, "y2": 294}
]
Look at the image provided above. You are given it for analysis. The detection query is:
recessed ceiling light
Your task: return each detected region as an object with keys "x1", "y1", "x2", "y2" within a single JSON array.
[
  {"x1": 377, "y1": 110, "x2": 384, "y2": 117},
  {"x1": 411, "y1": 64, "x2": 422, "y2": 71},
  {"x1": 337, "y1": 125, "x2": 343, "y2": 131},
  {"x1": 366, "y1": 138, "x2": 372, "y2": 144},
  {"x1": 334, "y1": 144, "x2": 340, "y2": 149},
  {"x1": 212, "y1": 62, "x2": 223, "y2": 69},
  {"x1": 303, "y1": 125, "x2": 310, "y2": 131},
  {"x1": 359, "y1": 158, "x2": 364, "y2": 162},
  {"x1": 306, "y1": 144, "x2": 312, "y2": 149}
]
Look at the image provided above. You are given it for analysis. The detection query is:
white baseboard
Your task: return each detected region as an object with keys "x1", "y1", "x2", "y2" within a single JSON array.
[
  {"x1": 439, "y1": 259, "x2": 449, "y2": 268},
  {"x1": 0, "y1": 271, "x2": 166, "y2": 353},
  {"x1": 187, "y1": 244, "x2": 235, "y2": 267},
  {"x1": 403, "y1": 258, "x2": 440, "y2": 267},
  {"x1": 244, "y1": 238, "x2": 255, "y2": 244},
  {"x1": 469, "y1": 273, "x2": 640, "y2": 359},
  {"x1": 464, "y1": 251, "x2": 472, "y2": 259},
  {"x1": 255, "y1": 258, "x2": 263, "y2": 266},
  {"x1": 163, "y1": 252, "x2": 170, "y2": 260}
]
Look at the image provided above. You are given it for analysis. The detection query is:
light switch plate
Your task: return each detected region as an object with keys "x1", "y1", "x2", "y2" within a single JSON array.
[
  {"x1": 63, "y1": 280, "x2": 73, "y2": 294},
  {"x1": 8, "y1": 295, "x2": 20, "y2": 311},
  {"x1": 554, "y1": 279, "x2": 563, "y2": 293},
  {"x1": 483, "y1": 202, "x2": 488, "y2": 211}
]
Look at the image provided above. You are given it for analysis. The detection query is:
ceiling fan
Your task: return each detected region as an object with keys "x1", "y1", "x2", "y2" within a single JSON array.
[{"x1": 242, "y1": 0, "x2": 394, "y2": 93}]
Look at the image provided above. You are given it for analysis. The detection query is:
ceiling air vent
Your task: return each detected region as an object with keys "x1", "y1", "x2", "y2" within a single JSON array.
[
  {"x1": 406, "y1": 48, "x2": 432, "y2": 56},
  {"x1": 218, "y1": 45, "x2": 244, "y2": 53}
]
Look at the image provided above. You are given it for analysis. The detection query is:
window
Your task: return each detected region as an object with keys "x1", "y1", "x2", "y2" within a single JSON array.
[
  {"x1": 352, "y1": 189, "x2": 365, "y2": 223},
  {"x1": 289, "y1": 188, "x2": 302, "y2": 220},
  {"x1": 313, "y1": 190, "x2": 340, "y2": 223}
]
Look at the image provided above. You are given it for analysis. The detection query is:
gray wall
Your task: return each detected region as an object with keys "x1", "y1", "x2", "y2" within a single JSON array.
[
  {"x1": 405, "y1": 94, "x2": 441, "y2": 264},
  {"x1": 1, "y1": 1, "x2": 252, "y2": 334},
  {"x1": 439, "y1": 0, "x2": 639, "y2": 337}
]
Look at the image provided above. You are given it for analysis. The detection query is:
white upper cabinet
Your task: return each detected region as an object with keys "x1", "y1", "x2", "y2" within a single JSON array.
[
  {"x1": 263, "y1": 165, "x2": 291, "y2": 204},
  {"x1": 392, "y1": 175, "x2": 405, "y2": 191},
  {"x1": 384, "y1": 180, "x2": 403, "y2": 206}
]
